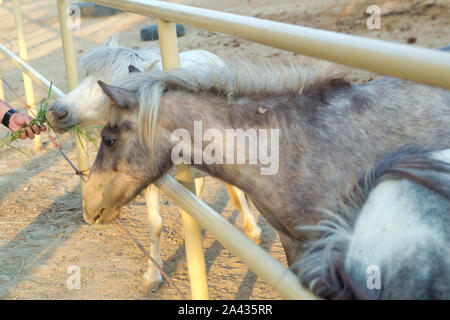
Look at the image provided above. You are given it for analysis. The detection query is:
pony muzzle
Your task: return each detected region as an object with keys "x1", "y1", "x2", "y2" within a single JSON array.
[
  {"x1": 46, "y1": 103, "x2": 76, "y2": 133},
  {"x1": 83, "y1": 205, "x2": 121, "y2": 225}
]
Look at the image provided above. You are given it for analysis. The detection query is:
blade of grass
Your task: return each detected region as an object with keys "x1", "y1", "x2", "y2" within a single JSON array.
[{"x1": 71, "y1": 125, "x2": 99, "y2": 151}]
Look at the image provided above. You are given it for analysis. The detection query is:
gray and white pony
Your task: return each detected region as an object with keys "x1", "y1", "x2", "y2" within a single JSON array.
[
  {"x1": 294, "y1": 148, "x2": 450, "y2": 299},
  {"x1": 80, "y1": 45, "x2": 449, "y2": 293},
  {"x1": 46, "y1": 38, "x2": 261, "y2": 291}
]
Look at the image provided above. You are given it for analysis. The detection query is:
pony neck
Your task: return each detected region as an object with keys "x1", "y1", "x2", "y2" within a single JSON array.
[{"x1": 159, "y1": 90, "x2": 291, "y2": 194}]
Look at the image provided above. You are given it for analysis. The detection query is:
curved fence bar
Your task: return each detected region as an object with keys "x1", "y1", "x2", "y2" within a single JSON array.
[{"x1": 88, "y1": 0, "x2": 450, "y2": 90}]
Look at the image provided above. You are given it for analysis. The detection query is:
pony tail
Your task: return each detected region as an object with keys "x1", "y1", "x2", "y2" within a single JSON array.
[{"x1": 292, "y1": 209, "x2": 367, "y2": 300}]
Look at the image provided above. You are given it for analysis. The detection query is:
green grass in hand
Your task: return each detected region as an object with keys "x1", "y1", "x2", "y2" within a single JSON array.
[{"x1": 0, "y1": 82, "x2": 98, "y2": 152}]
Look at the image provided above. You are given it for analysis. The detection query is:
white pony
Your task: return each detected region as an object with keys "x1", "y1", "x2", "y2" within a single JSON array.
[
  {"x1": 46, "y1": 37, "x2": 261, "y2": 292},
  {"x1": 47, "y1": 37, "x2": 227, "y2": 130}
]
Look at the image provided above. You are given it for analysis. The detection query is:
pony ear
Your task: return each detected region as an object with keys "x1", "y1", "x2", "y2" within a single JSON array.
[
  {"x1": 97, "y1": 81, "x2": 137, "y2": 109},
  {"x1": 128, "y1": 64, "x2": 142, "y2": 73},
  {"x1": 141, "y1": 59, "x2": 161, "y2": 72},
  {"x1": 106, "y1": 36, "x2": 118, "y2": 47}
]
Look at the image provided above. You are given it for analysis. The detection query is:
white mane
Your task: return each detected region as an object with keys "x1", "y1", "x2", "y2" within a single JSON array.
[
  {"x1": 80, "y1": 37, "x2": 226, "y2": 81},
  {"x1": 80, "y1": 41, "x2": 161, "y2": 81},
  {"x1": 80, "y1": 38, "x2": 228, "y2": 143},
  {"x1": 110, "y1": 59, "x2": 345, "y2": 149}
]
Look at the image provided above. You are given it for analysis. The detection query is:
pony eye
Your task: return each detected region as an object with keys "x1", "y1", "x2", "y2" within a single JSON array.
[{"x1": 103, "y1": 138, "x2": 117, "y2": 147}]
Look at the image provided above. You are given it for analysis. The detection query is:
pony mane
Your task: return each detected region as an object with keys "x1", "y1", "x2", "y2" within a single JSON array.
[
  {"x1": 293, "y1": 147, "x2": 450, "y2": 299},
  {"x1": 80, "y1": 42, "x2": 161, "y2": 81},
  {"x1": 112, "y1": 59, "x2": 347, "y2": 148},
  {"x1": 131, "y1": 58, "x2": 345, "y2": 98}
]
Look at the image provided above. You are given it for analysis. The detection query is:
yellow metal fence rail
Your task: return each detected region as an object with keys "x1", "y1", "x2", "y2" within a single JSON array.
[
  {"x1": 88, "y1": 0, "x2": 450, "y2": 90},
  {"x1": 11, "y1": 0, "x2": 39, "y2": 150}
]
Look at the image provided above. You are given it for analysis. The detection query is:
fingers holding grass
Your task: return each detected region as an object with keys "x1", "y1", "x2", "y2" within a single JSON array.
[
  {"x1": 31, "y1": 124, "x2": 46, "y2": 135},
  {"x1": 26, "y1": 127, "x2": 35, "y2": 139},
  {"x1": 1, "y1": 83, "x2": 96, "y2": 151},
  {"x1": 1, "y1": 84, "x2": 52, "y2": 147}
]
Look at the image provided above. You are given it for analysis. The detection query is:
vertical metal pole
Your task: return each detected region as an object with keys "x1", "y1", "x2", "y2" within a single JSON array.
[
  {"x1": 56, "y1": 0, "x2": 89, "y2": 198},
  {"x1": 0, "y1": 68, "x2": 5, "y2": 101},
  {"x1": 56, "y1": 0, "x2": 89, "y2": 190},
  {"x1": 11, "y1": 0, "x2": 40, "y2": 150},
  {"x1": 56, "y1": 0, "x2": 79, "y2": 91},
  {"x1": 157, "y1": 18, "x2": 209, "y2": 300}
]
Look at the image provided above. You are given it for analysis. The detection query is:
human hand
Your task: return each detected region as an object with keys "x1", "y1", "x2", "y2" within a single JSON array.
[{"x1": 8, "y1": 112, "x2": 46, "y2": 139}]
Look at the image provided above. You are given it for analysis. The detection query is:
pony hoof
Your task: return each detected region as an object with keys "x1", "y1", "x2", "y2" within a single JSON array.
[{"x1": 139, "y1": 279, "x2": 162, "y2": 295}]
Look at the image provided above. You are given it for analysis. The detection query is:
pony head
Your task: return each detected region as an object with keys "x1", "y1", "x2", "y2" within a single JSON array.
[
  {"x1": 46, "y1": 37, "x2": 161, "y2": 132},
  {"x1": 82, "y1": 80, "x2": 171, "y2": 224}
]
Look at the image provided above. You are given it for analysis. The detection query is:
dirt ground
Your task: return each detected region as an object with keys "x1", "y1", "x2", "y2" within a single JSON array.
[{"x1": 0, "y1": 0, "x2": 448, "y2": 300}]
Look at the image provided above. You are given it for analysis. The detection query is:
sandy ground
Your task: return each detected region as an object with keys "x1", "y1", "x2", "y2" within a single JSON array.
[{"x1": 0, "y1": 0, "x2": 448, "y2": 300}]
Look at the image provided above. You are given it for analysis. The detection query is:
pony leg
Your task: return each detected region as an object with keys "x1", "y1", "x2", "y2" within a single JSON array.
[
  {"x1": 226, "y1": 184, "x2": 261, "y2": 244},
  {"x1": 195, "y1": 177, "x2": 205, "y2": 200},
  {"x1": 141, "y1": 185, "x2": 163, "y2": 293}
]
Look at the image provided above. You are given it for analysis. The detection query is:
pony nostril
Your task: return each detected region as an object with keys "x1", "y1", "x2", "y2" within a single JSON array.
[
  {"x1": 55, "y1": 109, "x2": 69, "y2": 120},
  {"x1": 95, "y1": 208, "x2": 105, "y2": 224},
  {"x1": 48, "y1": 102, "x2": 70, "y2": 121}
]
